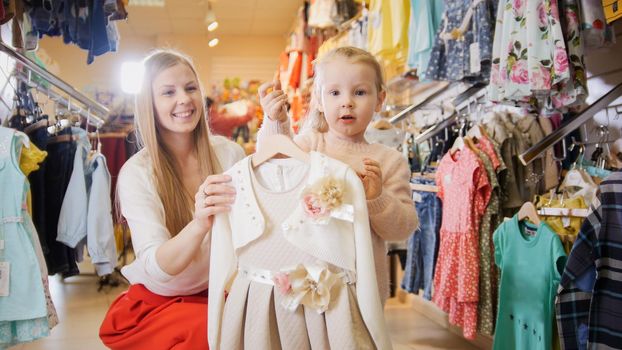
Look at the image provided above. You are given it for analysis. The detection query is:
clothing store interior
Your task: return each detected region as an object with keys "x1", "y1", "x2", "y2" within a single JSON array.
[{"x1": 1, "y1": 0, "x2": 622, "y2": 349}]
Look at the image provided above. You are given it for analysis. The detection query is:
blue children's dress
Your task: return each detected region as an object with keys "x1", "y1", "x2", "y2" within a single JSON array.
[{"x1": 0, "y1": 127, "x2": 49, "y2": 349}]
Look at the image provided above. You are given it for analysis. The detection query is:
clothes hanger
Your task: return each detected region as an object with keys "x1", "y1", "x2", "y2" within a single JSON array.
[
  {"x1": 449, "y1": 116, "x2": 468, "y2": 155},
  {"x1": 251, "y1": 134, "x2": 310, "y2": 168},
  {"x1": 372, "y1": 118, "x2": 393, "y2": 130},
  {"x1": 537, "y1": 189, "x2": 588, "y2": 218},
  {"x1": 410, "y1": 182, "x2": 439, "y2": 192},
  {"x1": 517, "y1": 201, "x2": 541, "y2": 226}
]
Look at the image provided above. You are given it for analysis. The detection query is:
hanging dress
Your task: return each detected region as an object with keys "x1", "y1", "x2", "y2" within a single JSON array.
[
  {"x1": 425, "y1": 0, "x2": 494, "y2": 82},
  {"x1": 0, "y1": 127, "x2": 49, "y2": 348},
  {"x1": 489, "y1": 0, "x2": 572, "y2": 106}
]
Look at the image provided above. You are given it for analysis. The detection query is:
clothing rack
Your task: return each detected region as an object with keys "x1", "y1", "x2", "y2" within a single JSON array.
[
  {"x1": 519, "y1": 82, "x2": 622, "y2": 165},
  {"x1": 413, "y1": 83, "x2": 488, "y2": 144},
  {"x1": 0, "y1": 41, "x2": 109, "y2": 126},
  {"x1": 14, "y1": 71, "x2": 105, "y2": 128},
  {"x1": 389, "y1": 83, "x2": 451, "y2": 124}
]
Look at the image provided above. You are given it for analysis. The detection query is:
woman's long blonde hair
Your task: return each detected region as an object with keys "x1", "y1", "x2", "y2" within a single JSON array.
[
  {"x1": 303, "y1": 46, "x2": 385, "y2": 133},
  {"x1": 133, "y1": 49, "x2": 222, "y2": 236}
]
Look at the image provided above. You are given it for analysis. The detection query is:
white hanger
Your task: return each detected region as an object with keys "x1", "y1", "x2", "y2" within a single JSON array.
[
  {"x1": 517, "y1": 201, "x2": 541, "y2": 226},
  {"x1": 252, "y1": 134, "x2": 310, "y2": 168}
]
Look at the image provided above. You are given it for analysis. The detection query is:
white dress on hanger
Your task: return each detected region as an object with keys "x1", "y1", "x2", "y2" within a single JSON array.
[{"x1": 208, "y1": 152, "x2": 392, "y2": 350}]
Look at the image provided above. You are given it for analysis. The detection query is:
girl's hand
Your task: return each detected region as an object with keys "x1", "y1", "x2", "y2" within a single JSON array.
[
  {"x1": 358, "y1": 158, "x2": 383, "y2": 200},
  {"x1": 258, "y1": 73, "x2": 288, "y2": 123},
  {"x1": 193, "y1": 174, "x2": 236, "y2": 232}
]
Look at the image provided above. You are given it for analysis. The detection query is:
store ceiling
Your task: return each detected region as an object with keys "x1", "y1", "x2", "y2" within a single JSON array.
[{"x1": 120, "y1": 0, "x2": 302, "y2": 37}]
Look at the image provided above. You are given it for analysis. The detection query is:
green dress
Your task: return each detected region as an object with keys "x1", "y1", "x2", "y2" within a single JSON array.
[{"x1": 493, "y1": 215, "x2": 566, "y2": 350}]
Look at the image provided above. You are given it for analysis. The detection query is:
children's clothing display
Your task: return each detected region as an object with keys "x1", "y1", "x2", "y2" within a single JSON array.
[
  {"x1": 556, "y1": 171, "x2": 622, "y2": 349},
  {"x1": 401, "y1": 177, "x2": 441, "y2": 300},
  {"x1": 407, "y1": 0, "x2": 444, "y2": 79},
  {"x1": 493, "y1": 216, "x2": 566, "y2": 350},
  {"x1": 433, "y1": 147, "x2": 491, "y2": 339},
  {"x1": 208, "y1": 152, "x2": 392, "y2": 350},
  {"x1": 0, "y1": 127, "x2": 50, "y2": 348},
  {"x1": 425, "y1": 0, "x2": 494, "y2": 82}
]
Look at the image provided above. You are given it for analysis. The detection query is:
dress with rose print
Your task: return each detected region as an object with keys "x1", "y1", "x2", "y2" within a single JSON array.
[
  {"x1": 489, "y1": 0, "x2": 588, "y2": 108},
  {"x1": 208, "y1": 153, "x2": 392, "y2": 350}
]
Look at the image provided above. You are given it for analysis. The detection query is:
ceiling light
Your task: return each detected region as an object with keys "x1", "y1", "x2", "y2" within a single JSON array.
[
  {"x1": 204, "y1": 1, "x2": 219, "y2": 33},
  {"x1": 129, "y1": 0, "x2": 165, "y2": 7},
  {"x1": 208, "y1": 38, "x2": 219, "y2": 47},
  {"x1": 120, "y1": 61, "x2": 145, "y2": 94},
  {"x1": 208, "y1": 21, "x2": 218, "y2": 31}
]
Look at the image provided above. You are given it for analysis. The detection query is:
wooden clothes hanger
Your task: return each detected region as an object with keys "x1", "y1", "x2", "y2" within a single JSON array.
[
  {"x1": 517, "y1": 201, "x2": 541, "y2": 226},
  {"x1": 372, "y1": 118, "x2": 393, "y2": 130},
  {"x1": 410, "y1": 182, "x2": 439, "y2": 192},
  {"x1": 251, "y1": 134, "x2": 310, "y2": 168}
]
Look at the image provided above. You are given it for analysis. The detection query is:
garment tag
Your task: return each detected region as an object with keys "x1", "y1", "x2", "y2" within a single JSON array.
[
  {"x1": 562, "y1": 216, "x2": 571, "y2": 228},
  {"x1": 412, "y1": 192, "x2": 423, "y2": 203},
  {"x1": 470, "y1": 42, "x2": 481, "y2": 74},
  {"x1": 524, "y1": 227, "x2": 537, "y2": 237},
  {"x1": 0, "y1": 262, "x2": 9, "y2": 297}
]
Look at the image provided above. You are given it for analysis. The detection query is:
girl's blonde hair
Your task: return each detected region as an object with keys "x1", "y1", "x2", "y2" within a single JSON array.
[
  {"x1": 132, "y1": 49, "x2": 222, "y2": 236},
  {"x1": 304, "y1": 46, "x2": 385, "y2": 133}
]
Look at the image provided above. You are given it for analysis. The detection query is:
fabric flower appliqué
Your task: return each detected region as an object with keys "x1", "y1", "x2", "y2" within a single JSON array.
[
  {"x1": 300, "y1": 177, "x2": 352, "y2": 223},
  {"x1": 273, "y1": 263, "x2": 342, "y2": 314}
]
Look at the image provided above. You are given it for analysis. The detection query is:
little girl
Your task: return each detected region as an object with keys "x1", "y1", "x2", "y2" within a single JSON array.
[{"x1": 257, "y1": 46, "x2": 418, "y2": 301}]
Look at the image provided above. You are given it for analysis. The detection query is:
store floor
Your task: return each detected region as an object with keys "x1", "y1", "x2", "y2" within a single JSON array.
[{"x1": 9, "y1": 266, "x2": 479, "y2": 350}]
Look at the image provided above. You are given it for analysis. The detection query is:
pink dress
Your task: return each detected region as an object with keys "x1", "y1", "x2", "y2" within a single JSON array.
[{"x1": 434, "y1": 147, "x2": 491, "y2": 339}]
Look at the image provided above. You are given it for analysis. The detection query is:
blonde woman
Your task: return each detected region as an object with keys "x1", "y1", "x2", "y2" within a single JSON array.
[{"x1": 99, "y1": 50, "x2": 244, "y2": 349}]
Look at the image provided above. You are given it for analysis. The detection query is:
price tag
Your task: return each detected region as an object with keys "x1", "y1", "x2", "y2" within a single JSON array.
[
  {"x1": 412, "y1": 192, "x2": 423, "y2": 203},
  {"x1": 0, "y1": 262, "x2": 9, "y2": 297},
  {"x1": 470, "y1": 42, "x2": 481, "y2": 74},
  {"x1": 562, "y1": 216, "x2": 572, "y2": 228}
]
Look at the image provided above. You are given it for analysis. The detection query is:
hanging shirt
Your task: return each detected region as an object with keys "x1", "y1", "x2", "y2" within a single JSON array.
[
  {"x1": 493, "y1": 216, "x2": 566, "y2": 350},
  {"x1": 19, "y1": 142, "x2": 47, "y2": 216},
  {"x1": 407, "y1": 0, "x2": 444, "y2": 79},
  {"x1": 556, "y1": 171, "x2": 622, "y2": 349}
]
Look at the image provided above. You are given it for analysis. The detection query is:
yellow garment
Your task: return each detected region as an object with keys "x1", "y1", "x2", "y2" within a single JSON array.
[
  {"x1": 19, "y1": 143, "x2": 47, "y2": 216},
  {"x1": 367, "y1": 0, "x2": 409, "y2": 64},
  {"x1": 603, "y1": 0, "x2": 622, "y2": 24},
  {"x1": 535, "y1": 195, "x2": 587, "y2": 253},
  {"x1": 114, "y1": 224, "x2": 128, "y2": 253}
]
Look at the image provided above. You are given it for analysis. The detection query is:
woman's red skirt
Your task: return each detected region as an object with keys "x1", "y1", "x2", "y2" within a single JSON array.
[{"x1": 99, "y1": 284, "x2": 209, "y2": 350}]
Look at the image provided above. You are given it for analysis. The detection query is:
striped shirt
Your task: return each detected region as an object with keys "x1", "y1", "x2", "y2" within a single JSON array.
[{"x1": 556, "y1": 171, "x2": 622, "y2": 349}]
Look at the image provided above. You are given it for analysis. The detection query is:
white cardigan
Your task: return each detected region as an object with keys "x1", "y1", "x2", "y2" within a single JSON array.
[{"x1": 208, "y1": 151, "x2": 393, "y2": 350}]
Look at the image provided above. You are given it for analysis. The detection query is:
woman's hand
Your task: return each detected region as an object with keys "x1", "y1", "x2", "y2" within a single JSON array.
[
  {"x1": 258, "y1": 73, "x2": 289, "y2": 123},
  {"x1": 193, "y1": 174, "x2": 236, "y2": 232}
]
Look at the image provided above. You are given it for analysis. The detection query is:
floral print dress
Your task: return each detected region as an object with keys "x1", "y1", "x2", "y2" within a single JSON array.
[
  {"x1": 425, "y1": 0, "x2": 495, "y2": 82},
  {"x1": 489, "y1": 0, "x2": 583, "y2": 107},
  {"x1": 434, "y1": 147, "x2": 491, "y2": 340}
]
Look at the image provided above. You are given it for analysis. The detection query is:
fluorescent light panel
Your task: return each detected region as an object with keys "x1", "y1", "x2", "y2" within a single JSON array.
[{"x1": 129, "y1": 0, "x2": 165, "y2": 7}]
